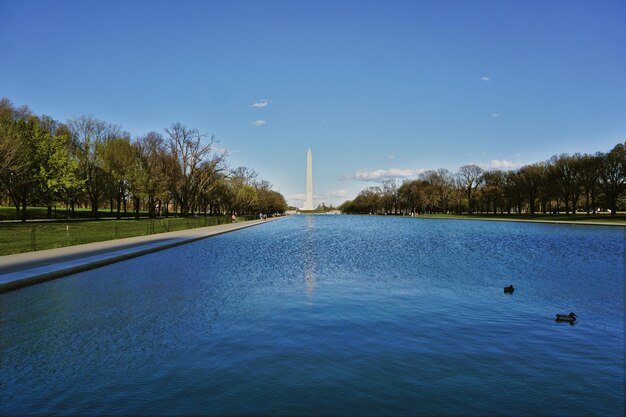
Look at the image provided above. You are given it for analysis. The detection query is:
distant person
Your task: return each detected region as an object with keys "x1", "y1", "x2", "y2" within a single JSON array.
[{"x1": 231, "y1": 213, "x2": 236, "y2": 223}]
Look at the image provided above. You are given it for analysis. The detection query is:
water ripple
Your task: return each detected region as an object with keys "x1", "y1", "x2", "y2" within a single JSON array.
[{"x1": 1, "y1": 216, "x2": 623, "y2": 416}]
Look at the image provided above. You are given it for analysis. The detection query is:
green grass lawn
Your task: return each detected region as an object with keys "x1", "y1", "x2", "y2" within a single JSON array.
[
  {"x1": 415, "y1": 212, "x2": 626, "y2": 224},
  {"x1": 0, "y1": 215, "x2": 255, "y2": 256}
]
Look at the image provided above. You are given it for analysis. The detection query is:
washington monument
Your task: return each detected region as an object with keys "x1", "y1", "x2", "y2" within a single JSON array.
[{"x1": 303, "y1": 148, "x2": 314, "y2": 210}]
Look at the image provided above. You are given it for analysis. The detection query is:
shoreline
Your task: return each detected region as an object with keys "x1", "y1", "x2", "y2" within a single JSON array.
[
  {"x1": 340, "y1": 213, "x2": 625, "y2": 227},
  {"x1": 412, "y1": 215, "x2": 625, "y2": 227}
]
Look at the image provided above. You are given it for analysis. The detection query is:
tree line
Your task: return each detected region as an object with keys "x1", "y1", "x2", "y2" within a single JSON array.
[
  {"x1": 0, "y1": 98, "x2": 288, "y2": 221},
  {"x1": 340, "y1": 142, "x2": 626, "y2": 216}
]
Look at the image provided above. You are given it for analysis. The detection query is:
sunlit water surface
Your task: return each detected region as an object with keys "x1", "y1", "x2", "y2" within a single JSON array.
[{"x1": 1, "y1": 216, "x2": 624, "y2": 416}]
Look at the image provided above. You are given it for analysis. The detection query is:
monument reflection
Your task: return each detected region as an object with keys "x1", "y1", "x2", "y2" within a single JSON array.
[{"x1": 303, "y1": 215, "x2": 316, "y2": 301}]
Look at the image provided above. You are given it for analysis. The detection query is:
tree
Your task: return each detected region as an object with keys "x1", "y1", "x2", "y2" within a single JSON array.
[
  {"x1": 35, "y1": 117, "x2": 82, "y2": 218},
  {"x1": 481, "y1": 170, "x2": 506, "y2": 214},
  {"x1": 579, "y1": 153, "x2": 602, "y2": 214},
  {"x1": 353, "y1": 187, "x2": 383, "y2": 214},
  {"x1": 231, "y1": 166, "x2": 258, "y2": 186},
  {"x1": 457, "y1": 165, "x2": 483, "y2": 213},
  {"x1": 266, "y1": 190, "x2": 288, "y2": 214},
  {"x1": 0, "y1": 99, "x2": 22, "y2": 176},
  {"x1": 598, "y1": 143, "x2": 626, "y2": 215},
  {"x1": 256, "y1": 180, "x2": 274, "y2": 215},
  {"x1": 165, "y1": 122, "x2": 223, "y2": 215},
  {"x1": 0, "y1": 108, "x2": 42, "y2": 221},
  {"x1": 398, "y1": 180, "x2": 425, "y2": 214},
  {"x1": 0, "y1": 99, "x2": 30, "y2": 218},
  {"x1": 550, "y1": 154, "x2": 581, "y2": 214},
  {"x1": 134, "y1": 132, "x2": 168, "y2": 218},
  {"x1": 518, "y1": 163, "x2": 545, "y2": 215},
  {"x1": 419, "y1": 169, "x2": 454, "y2": 213},
  {"x1": 68, "y1": 115, "x2": 120, "y2": 218},
  {"x1": 503, "y1": 171, "x2": 523, "y2": 214},
  {"x1": 381, "y1": 179, "x2": 399, "y2": 214},
  {"x1": 233, "y1": 184, "x2": 258, "y2": 214},
  {"x1": 101, "y1": 136, "x2": 135, "y2": 219}
]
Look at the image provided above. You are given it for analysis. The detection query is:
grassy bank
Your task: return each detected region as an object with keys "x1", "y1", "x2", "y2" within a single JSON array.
[
  {"x1": 0, "y1": 215, "x2": 255, "y2": 256},
  {"x1": 413, "y1": 213, "x2": 626, "y2": 225}
]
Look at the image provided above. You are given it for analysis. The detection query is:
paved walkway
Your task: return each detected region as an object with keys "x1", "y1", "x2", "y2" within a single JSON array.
[{"x1": 0, "y1": 218, "x2": 281, "y2": 293}]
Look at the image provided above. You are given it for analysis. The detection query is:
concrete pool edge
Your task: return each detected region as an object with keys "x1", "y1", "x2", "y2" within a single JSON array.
[{"x1": 0, "y1": 217, "x2": 283, "y2": 294}]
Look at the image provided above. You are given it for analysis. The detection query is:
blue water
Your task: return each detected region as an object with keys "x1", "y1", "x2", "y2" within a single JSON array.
[{"x1": 1, "y1": 216, "x2": 624, "y2": 416}]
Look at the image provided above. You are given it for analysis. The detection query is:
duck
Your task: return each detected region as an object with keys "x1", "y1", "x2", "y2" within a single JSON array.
[
  {"x1": 503, "y1": 284, "x2": 514, "y2": 294},
  {"x1": 555, "y1": 312, "x2": 577, "y2": 323}
]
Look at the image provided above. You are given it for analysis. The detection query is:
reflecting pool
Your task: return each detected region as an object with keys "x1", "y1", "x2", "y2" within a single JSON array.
[{"x1": 1, "y1": 216, "x2": 624, "y2": 416}]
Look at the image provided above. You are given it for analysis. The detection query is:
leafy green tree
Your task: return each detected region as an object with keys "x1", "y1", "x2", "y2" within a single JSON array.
[
  {"x1": 101, "y1": 136, "x2": 135, "y2": 219},
  {"x1": 3, "y1": 110, "x2": 41, "y2": 221},
  {"x1": 233, "y1": 184, "x2": 258, "y2": 214},
  {"x1": 266, "y1": 190, "x2": 288, "y2": 214},
  {"x1": 35, "y1": 117, "x2": 82, "y2": 218}
]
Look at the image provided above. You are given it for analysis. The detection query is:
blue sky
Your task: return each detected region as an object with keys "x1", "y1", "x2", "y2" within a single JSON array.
[{"x1": 1, "y1": 0, "x2": 625, "y2": 207}]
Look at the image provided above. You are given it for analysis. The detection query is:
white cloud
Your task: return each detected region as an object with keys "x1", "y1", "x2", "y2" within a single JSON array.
[
  {"x1": 251, "y1": 99, "x2": 271, "y2": 108},
  {"x1": 478, "y1": 159, "x2": 523, "y2": 170},
  {"x1": 253, "y1": 119, "x2": 266, "y2": 126},
  {"x1": 481, "y1": 76, "x2": 490, "y2": 81},
  {"x1": 491, "y1": 113, "x2": 501, "y2": 118},
  {"x1": 345, "y1": 168, "x2": 424, "y2": 181},
  {"x1": 387, "y1": 154, "x2": 395, "y2": 160}
]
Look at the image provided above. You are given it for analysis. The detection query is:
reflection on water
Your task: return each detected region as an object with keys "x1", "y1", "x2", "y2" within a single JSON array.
[
  {"x1": 0, "y1": 215, "x2": 623, "y2": 416},
  {"x1": 304, "y1": 215, "x2": 316, "y2": 301}
]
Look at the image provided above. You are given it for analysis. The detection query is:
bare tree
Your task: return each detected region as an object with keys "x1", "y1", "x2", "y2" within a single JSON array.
[
  {"x1": 165, "y1": 122, "x2": 223, "y2": 215},
  {"x1": 0, "y1": 99, "x2": 31, "y2": 219},
  {"x1": 381, "y1": 179, "x2": 399, "y2": 214},
  {"x1": 68, "y1": 115, "x2": 120, "y2": 217},
  {"x1": 420, "y1": 169, "x2": 454, "y2": 213},
  {"x1": 230, "y1": 166, "x2": 259, "y2": 186},
  {"x1": 134, "y1": 132, "x2": 168, "y2": 218},
  {"x1": 579, "y1": 154, "x2": 602, "y2": 214},
  {"x1": 481, "y1": 170, "x2": 506, "y2": 214},
  {"x1": 550, "y1": 154, "x2": 582, "y2": 214},
  {"x1": 0, "y1": 99, "x2": 22, "y2": 175},
  {"x1": 518, "y1": 163, "x2": 546, "y2": 214},
  {"x1": 457, "y1": 165, "x2": 483, "y2": 213}
]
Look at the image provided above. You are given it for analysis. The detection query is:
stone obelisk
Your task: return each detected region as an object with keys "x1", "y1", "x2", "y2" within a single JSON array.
[{"x1": 304, "y1": 148, "x2": 314, "y2": 210}]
